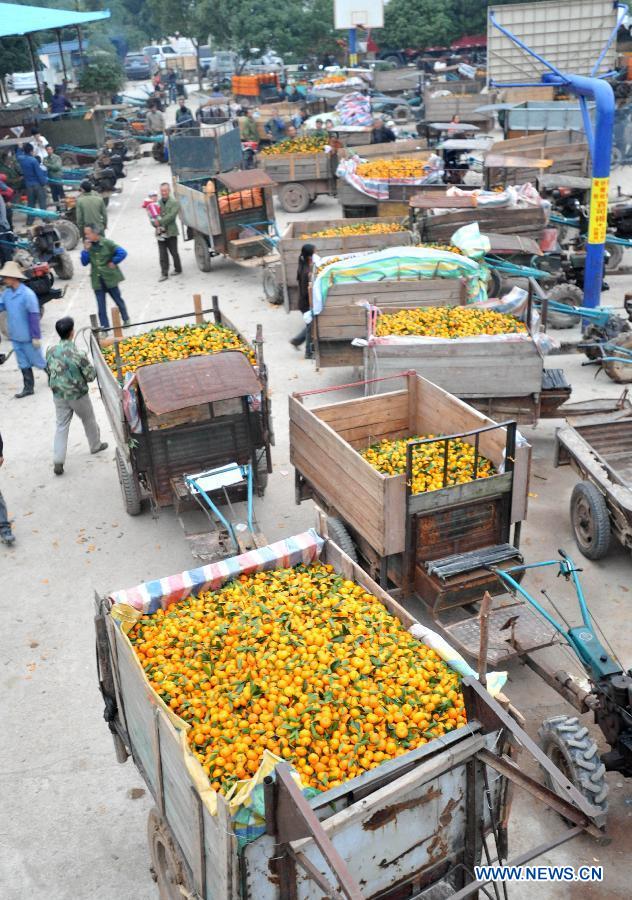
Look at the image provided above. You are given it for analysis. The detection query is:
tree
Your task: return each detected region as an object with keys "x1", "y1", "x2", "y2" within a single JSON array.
[
  {"x1": 78, "y1": 55, "x2": 125, "y2": 99},
  {"x1": 0, "y1": 36, "x2": 32, "y2": 81},
  {"x1": 380, "y1": 0, "x2": 455, "y2": 49}
]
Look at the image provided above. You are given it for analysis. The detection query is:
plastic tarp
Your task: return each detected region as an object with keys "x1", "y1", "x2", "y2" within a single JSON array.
[
  {"x1": 0, "y1": 3, "x2": 110, "y2": 38},
  {"x1": 310, "y1": 245, "x2": 488, "y2": 318},
  {"x1": 335, "y1": 91, "x2": 372, "y2": 127}
]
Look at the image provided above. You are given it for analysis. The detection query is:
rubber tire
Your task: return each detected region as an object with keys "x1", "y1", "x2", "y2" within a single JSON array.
[
  {"x1": 487, "y1": 267, "x2": 503, "y2": 299},
  {"x1": 392, "y1": 104, "x2": 410, "y2": 123},
  {"x1": 115, "y1": 448, "x2": 142, "y2": 516},
  {"x1": 262, "y1": 266, "x2": 283, "y2": 304},
  {"x1": 326, "y1": 517, "x2": 358, "y2": 563},
  {"x1": 382, "y1": 55, "x2": 402, "y2": 67},
  {"x1": 53, "y1": 251, "x2": 74, "y2": 280},
  {"x1": 147, "y1": 808, "x2": 194, "y2": 900},
  {"x1": 546, "y1": 283, "x2": 583, "y2": 329},
  {"x1": 570, "y1": 481, "x2": 611, "y2": 560},
  {"x1": 538, "y1": 716, "x2": 608, "y2": 826},
  {"x1": 194, "y1": 233, "x2": 212, "y2": 272},
  {"x1": 605, "y1": 241, "x2": 624, "y2": 273},
  {"x1": 278, "y1": 182, "x2": 310, "y2": 214},
  {"x1": 55, "y1": 219, "x2": 80, "y2": 251}
]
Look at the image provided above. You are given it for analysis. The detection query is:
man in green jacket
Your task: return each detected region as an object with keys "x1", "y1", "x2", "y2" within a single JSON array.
[
  {"x1": 76, "y1": 180, "x2": 108, "y2": 234},
  {"x1": 46, "y1": 316, "x2": 108, "y2": 476},
  {"x1": 80, "y1": 225, "x2": 131, "y2": 328},
  {"x1": 157, "y1": 182, "x2": 182, "y2": 282},
  {"x1": 44, "y1": 145, "x2": 65, "y2": 203}
]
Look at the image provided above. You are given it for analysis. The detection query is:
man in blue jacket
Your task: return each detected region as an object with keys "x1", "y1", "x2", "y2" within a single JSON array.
[
  {"x1": 0, "y1": 260, "x2": 47, "y2": 398},
  {"x1": 17, "y1": 142, "x2": 48, "y2": 224}
]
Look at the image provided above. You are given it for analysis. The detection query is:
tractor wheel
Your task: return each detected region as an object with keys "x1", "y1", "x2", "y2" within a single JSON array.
[
  {"x1": 392, "y1": 104, "x2": 410, "y2": 123},
  {"x1": 278, "y1": 182, "x2": 310, "y2": 214},
  {"x1": 55, "y1": 218, "x2": 80, "y2": 251},
  {"x1": 53, "y1": 251, "x2": 74, "y2": 280},
  {"x1": 605, "y1": 242, "x2": 624, "y2": 273},
  {"x1": 570, "y1": 481, "x2": 611, "y2": 560},
  {"x1": 115, "y1": 448, "x2": 142, "y2": 516},
  {"x1": 538, "y1": 716, "x2": 608, "y2": 827},
  {"x1": 147, "y1": 808, "x2": 195, "y2": 900},
  {"x1": 193, "y1": 233, "x2": 212, "y2": 272},
  {"x1": 546, "y1": 283, "x2": 583, "y2": 329},
  {"x1": 603, "y1": 332, "x2": 632, "y2": 384},
  {"x1": 326, "y1": 517, "x2": 358, "y2": 563},
  {"x1": 262, "y1": 266, "x2": 283, "y2": 304},
  {"x1": 487, "y1": 267, "x2": 503, "y2": 299}
]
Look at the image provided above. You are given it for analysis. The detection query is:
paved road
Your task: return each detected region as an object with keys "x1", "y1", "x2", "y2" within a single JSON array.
[{"x1": 0, "y1": 122, "x2": 630, "y2": 898}]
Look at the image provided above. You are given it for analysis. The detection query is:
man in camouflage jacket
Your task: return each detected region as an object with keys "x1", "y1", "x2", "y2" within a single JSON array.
[{"x1": 46, "y1": 316, "x2": 108, "y2": 476}]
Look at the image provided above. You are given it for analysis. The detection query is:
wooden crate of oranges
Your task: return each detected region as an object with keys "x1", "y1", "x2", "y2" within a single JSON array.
[
  {"x1": 290, "y1": 372, "x2": 530, "y2": 613},
  {"x1": 278, "y1": 217, "x2": 413, "y2": 311},
  {"x1": 94, "y1": 524, "x2": 520, "y2": 899}
]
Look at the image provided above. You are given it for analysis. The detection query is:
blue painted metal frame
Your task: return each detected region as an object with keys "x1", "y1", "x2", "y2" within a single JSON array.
[
  {"x1": 185, "y1": 462, "x2": 255, "y2": 553},
  {"x1": 488, "y1": 4, "x2": 629, "y2": 312},
  {"x1": 494, "y1": 552, "x2": 622, "y2": 679}
]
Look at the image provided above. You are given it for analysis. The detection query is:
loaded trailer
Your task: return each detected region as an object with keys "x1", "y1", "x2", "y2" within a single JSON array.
[
  {"x1": 260, "y1": 149, "x2": 336, "y2": 213},
  {"x1": 95, "y1": 523, "x2": 603, "y2": 900},
  {"x1": 90, "y1": 296, "x2": 273, "y2": 559}
]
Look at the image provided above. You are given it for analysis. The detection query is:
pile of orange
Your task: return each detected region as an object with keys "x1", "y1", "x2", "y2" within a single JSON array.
[
  {"x1": 129, "y1": 563, "x2": 466, "y2": 795},
  {"x1": 301, "y1": 222, "x2": 407, "y2": 239},
  {"x1": 356, "y1": 158, "x2": 428, "y2": 179},
  {"x1": 102, "y1": 322, "x2": 255, "y2": 376}
]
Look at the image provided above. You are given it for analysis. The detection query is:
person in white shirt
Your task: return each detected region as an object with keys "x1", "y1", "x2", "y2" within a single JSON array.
[{"x1": 29, "y1": 127, "x2": 50, "y2": 163}]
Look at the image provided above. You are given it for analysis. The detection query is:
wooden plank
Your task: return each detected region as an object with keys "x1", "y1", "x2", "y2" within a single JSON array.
[
  {"x1": 314, "y1": 390, "x2": 409, "y2": 428},
  {"x1": 408, "y1": 472, "x2": 513, "y2": 514},
  {"x1": 317, "y1": 341, "x2": 364, "y2": 368}
]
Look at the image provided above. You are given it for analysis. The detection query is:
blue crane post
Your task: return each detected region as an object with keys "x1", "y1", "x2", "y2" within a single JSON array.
[
  {"x1": 489, "y1": 5, "x2": 627, "y2": 312},
  {"x1": 348, "y1": 27, "x2": 357, "y2": 67}
]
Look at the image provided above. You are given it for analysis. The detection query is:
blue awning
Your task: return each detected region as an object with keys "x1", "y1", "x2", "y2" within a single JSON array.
[{"x1": 0, "y1": 3, "x2": 110, "y2": 39}]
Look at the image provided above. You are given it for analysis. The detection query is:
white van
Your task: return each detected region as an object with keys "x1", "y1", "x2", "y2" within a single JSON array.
[
  {"x1": 142, "y1": 44, "x2": 178, "y2": 69},
  {"x1": 11, "y1": 61, "x2": 54, "y2": 94}
]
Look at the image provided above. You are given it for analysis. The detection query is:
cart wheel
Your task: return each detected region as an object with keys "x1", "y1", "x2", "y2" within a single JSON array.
[
  {"x1": 605, "y1": 242, "x2": 624, "y2": 273},
  {"x1": 60, "y1": 152, "x2": 78, "y2": 168},
  {"x1": 326, "y1": 517, "x2": 358, "y2": 563},
  {"x1": 55, "y1": 218, "x2": 80, "y2": 251},
  {"x1": 194, "y1": 233, "x2": 212, "y2": 272},
  {"x1": 53, "y1": 250, "x2": 74, "y2": 280},
  {"x1": 538, "y1": 716, "x2": 608, "y2": 826},
  {"x1": 147, "y1": 808, "x2": 195, "y2": 900},
  {"x1": 570, "y1": 481, "x2": 611, "y2": 560},
  {"x1": 487, "y1": 268, "x2": 503, "y2": 299},
  {"x1": 262, "y1": 266, "x2": 283, "y2": 304},
  {"x1": 115, "y1": 448, "x2": 142, "y2": 516},
  {"x1": 603, "y1": 332, "x2": 632, "y2": 384},
  {"x1": 545, "y1": 283, "x2": 583, "y2": 329},
  {"x1": 278, "y1": 182, "x2": 310, "y2": 214}
]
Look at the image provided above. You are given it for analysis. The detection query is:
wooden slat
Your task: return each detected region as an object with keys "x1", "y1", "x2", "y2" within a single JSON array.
[
  {"x1": 315, "y1": 390, "x2": 409, "y2": 427},
  {"x1": 408, "y1": 472, "x2": 513, "y2": 514}
]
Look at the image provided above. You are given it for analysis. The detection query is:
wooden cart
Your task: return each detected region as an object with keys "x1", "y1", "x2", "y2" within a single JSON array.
[
  {"x1": 260, "y1": 150, "x2": 336, "y2": 213},
  {"x1": 555, "y1": 406, "x2": 632, "y2": 559},
  {"x1": 287, "y1": 372, "x2": 561, "y2": 664},
  {"x1": 409, "y1": 192, "x2": 548, "y2": 243},
  {"x1": 90, "y1": 296, "x2": 273, "y2": 558},
  {"x1": 95, "y1": 524, "x2": 601, "y2": 899},
  {"x1": 277, "y1": 217, "x2": 412, "y2": 311}
]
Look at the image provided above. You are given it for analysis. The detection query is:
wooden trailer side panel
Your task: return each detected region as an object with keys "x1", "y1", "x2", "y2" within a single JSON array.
[
  {"x1": 289, "y1": 395, "x2": 390, "y2": 555},
  {"x1": 261, "y1": 151, "x2": 331, "y2": 182}
]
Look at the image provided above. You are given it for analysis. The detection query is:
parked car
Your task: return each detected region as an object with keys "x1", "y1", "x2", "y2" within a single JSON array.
[
  {"x1": 210, "y1": 50, "x2": 238, "y2": 78},
  {"x1": 142, "y1": 44, "x2": 178, "y2": 70},
  {"x1": 124, "y1": 53, "x2": 154, "y2": 80}
]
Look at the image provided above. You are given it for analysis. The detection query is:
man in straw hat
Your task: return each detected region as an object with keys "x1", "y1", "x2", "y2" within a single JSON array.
[{"x1": 0, "y1": 261, "x2": 46, "y2": 398}]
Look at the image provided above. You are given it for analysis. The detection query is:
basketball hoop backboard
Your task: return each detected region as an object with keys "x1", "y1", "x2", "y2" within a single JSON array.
[
  {"x1": 487, "y1": 0, "x2": 620, "y2": 85},
  {"x1": 334, "y1": 0, "x2": 384, "y2": 29}
]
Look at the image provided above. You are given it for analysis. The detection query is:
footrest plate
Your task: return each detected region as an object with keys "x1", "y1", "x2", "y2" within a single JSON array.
[{"x1": 443, "y1": 601, "x2": 558, "y2": 665}]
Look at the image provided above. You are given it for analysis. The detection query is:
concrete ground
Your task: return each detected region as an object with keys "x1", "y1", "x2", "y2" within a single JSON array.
[{"x1": 0, "y1": 94, "x2": 631, "y2": 898}]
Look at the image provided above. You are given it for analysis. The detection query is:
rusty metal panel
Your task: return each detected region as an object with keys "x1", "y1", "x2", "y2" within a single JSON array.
[
  {"x1": 136, "y1": 352, "x2": 261, "y2": 416},
  {"x1": 217, "y1": 168, "x2": 275, "y2": 192}
]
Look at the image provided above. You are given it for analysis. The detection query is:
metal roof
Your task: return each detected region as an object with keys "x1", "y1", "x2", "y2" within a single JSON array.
[
  {"x1": 217, "y1": 169, "x2": 275, "y2": 192},
  {"x1": 0, "y1": 4, "x2": 110, "y2": 39},
  {"x1": 136, "y1": 352, "x2": 261, "y2": 416}
]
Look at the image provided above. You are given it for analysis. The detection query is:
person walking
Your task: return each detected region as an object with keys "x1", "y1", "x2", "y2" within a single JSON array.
[
  {"x1": 175, "y1": 96, "x2": 194, "y2": 130},
  {"x1": 166, "y1": 69, "x2": 178, "y2": 104},
  {"x1": 46, "y1": 316, "x2": 108, "y2": 476},
  {"x1": 0, "y1": 430, "x2": 15, "y2": 546},
  {"x1": 80, "y1": 225, "x2": 131, "y2": 328},
  {"x1": 75, "y1": 180, "x2": 108, "y2": 235},
  {"x1": 290, "y1": 243, "x2": 315, "y2": 359},
  {"x1": 145, "y1": 101, "x2": 166, "y2": 135},
  {"x1": 0, "y1": 260, "x2": 47, "y2": 397},
  {"x1": 17, "y1": 143, "x2": 48, "y2": 224},
  {"x1": 156, "y1": 182, "x2": 182, "y2": 281},
  {"x1": 43, "y1": 145, "x2": 65, "y2": 203}
]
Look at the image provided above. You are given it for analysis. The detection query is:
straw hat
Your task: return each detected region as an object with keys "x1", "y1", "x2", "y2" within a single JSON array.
[{"x1": 0, "y1": 261, "x2": 27, "y2": 280}]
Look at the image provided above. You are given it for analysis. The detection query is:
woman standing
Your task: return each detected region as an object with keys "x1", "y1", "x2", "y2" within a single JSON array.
[{"x1": 290, "y1": 243, "x2": 315, "y2": 359}]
